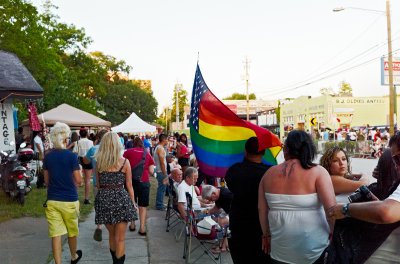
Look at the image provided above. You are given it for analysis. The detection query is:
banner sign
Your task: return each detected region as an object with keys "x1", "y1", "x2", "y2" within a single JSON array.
[
  {"x1": 381, "y1": 56, "x2": 400, "y2": 85},
  {"x1": 0, "y1": 103, "x2": 16, "y2": 153}
]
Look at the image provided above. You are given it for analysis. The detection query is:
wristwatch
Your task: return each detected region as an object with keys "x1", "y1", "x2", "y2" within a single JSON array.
[{"x1": 341, "y1": 203, "x2": 351, "y2": 217}]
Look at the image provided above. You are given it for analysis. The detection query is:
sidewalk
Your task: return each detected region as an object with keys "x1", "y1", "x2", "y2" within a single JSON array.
[
  {"x1": 0, "y1": 216, "x2": 50, "y2": 264},
  {"x1": 0, "y1": 156, "x2": 376, "y2": 264},
  {"x1": 52, "y1": 209, "x2": 233, "y2": 264}
]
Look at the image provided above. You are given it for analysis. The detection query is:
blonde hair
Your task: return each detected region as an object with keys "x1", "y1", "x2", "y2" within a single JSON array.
[
  {"x1": 95, "y1": 132, "x2": 122, "y2": 172},
  {"x1": 50, "y1": 122, "x2": 70, "y2": 149}
]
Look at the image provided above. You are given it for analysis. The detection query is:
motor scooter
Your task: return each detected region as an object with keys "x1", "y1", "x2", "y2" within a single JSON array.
[
  {"x1": 18, "y1": 142, "x2": 36, "y2": 184},
  {"x1": 0, "y1": 143, "x2": 32, "y2": 205}
]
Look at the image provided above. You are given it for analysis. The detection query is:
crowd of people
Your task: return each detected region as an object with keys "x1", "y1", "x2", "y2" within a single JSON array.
[{"x1": 37, "y1": 122, "x2": 400, "y2": 264}]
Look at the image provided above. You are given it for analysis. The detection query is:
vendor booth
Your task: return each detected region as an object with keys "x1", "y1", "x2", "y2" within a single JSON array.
[
  {"x1": 112, "y1": 112, "x2": 156, "y2": 134},
  {"x1": 21, "y1": 103, "x2": 111, "y2": 129}
]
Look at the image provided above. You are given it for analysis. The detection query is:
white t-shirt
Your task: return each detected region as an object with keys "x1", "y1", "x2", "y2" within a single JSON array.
[
  {"x1": 387, "y1": 185, "x2": 400, "y2": 203},
  {"x1": 77, "y1": 138, "x2": 94, "y2": 157},
  {"x1": 177, "y1": 180, "x2": 201, "y2": 209},
  {"x1": 34, "y1": 135, "x2": 43, "y2": 153}
]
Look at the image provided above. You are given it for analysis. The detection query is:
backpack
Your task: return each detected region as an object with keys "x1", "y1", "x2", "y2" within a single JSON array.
[{"x1": 132, "y1": 148, "x2": 146, "y2": 182}]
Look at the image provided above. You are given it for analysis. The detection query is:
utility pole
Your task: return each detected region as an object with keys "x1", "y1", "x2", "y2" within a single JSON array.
[
  {"x1": 386, "y1": 0, "x2": 395, "y2": 135},
  {"x1": 244, "y1": 57, "x2": 250, "y2": 121},
  {"x1": 165, "y1": 107, "x2": 168, "y2": 133},
  {"x1": 175, "y1": 83, "x2": 182, "y2": 131}
]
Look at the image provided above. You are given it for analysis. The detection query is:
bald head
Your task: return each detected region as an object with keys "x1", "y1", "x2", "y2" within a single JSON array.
[{"x1": 171, "y1": 167, "x2": 183, "y2": 183}]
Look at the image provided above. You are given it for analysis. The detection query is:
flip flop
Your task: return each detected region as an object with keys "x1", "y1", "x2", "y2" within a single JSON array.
[
  {"x1": 71, "y1": 250, "x2": 82, "y2": 264},
  {"x1": 129, "y1": 225, "x2": 136, "y2": 232},
  {"x1": 138, "y1": 230, "x2": 147, "y2": 236}
]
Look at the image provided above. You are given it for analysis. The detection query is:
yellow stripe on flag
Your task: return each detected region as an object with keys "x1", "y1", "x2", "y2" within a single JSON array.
[
  {"x1": 269, "y1": 146, "x2": 282, "y2": 158},
  {"x1": 199, "y1": 119, "x2": 256, "y2": 141}
]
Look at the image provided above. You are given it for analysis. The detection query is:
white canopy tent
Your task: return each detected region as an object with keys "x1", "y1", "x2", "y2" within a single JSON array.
[{"x1": 112, "y1": 112, "x2": 156, "y2": 133}]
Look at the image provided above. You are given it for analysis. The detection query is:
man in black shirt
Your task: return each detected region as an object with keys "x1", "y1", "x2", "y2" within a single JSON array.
[
  {"x1": 201, "y1": 185, "x2": 233, "y2": 215},
  {"x1": 225, "y1": 137, "x2": 273, "y2": 264}
]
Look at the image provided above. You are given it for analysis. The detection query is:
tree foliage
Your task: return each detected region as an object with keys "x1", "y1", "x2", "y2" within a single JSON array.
[
  {"x1": 100, "y1": 80, "x2": 158, "y2": 126},
  {"x1": 338, "y1": 81, "x2": 353, "y2": 96},
  {"x1": 171, "y1": 86, "x2": 188, "y2": 122},
  {"x1": 223, "y1": 92, "x2": 256, "y2": 100},
  {"x1": 0, "y1": 0, "x2": 158, "y2": 126}
]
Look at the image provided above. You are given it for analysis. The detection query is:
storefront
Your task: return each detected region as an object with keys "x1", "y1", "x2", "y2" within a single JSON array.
[{"x1": 280, "y1": 94, "x2": 397, "y2": 139}]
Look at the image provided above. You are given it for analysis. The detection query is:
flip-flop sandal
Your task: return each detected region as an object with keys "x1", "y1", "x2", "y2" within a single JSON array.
[
  {"x1": 138, "y1": 230, "x2": 147, "y2": 236},
  {"x1": 129, "y1": 225, "x2": 136, "y2": 232}
]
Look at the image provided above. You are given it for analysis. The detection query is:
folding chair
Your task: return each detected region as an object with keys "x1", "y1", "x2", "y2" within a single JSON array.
[
  {"x1": 165, "y1": 180, "x2": 186, "y2": 240},
  {"x1": 182, "y1": 192, "x2": 227, "y2": 264}
]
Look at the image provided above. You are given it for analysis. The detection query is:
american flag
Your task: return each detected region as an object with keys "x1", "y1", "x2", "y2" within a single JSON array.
[{"x1": 190, "y1": 65, "x2": 208, "y2": 132}]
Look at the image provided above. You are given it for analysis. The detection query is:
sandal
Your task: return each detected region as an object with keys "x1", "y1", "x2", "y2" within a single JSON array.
[
  {"x1": 129, "y1": 225, "x2": 136, "y2": 232},
  {"x1": 71, "y1": 250, "x2": 82, "y2": 264},
  {"x1": 138, "y1": 230, "x2": 147, "y2": 236}
]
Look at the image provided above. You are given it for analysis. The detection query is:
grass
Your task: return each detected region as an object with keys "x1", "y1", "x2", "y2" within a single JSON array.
[
  {"x1": 0, "y1": 173, "x2": 161, "y2": 223},
  {"x1": 0, "y1": 182, "x2": 94, "y2": 223}
]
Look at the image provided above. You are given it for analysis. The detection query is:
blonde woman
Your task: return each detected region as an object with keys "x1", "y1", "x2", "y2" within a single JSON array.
[
  {"x1": 94, "y1": 132, "x2": 137, "y2": 264},
  {"x1": 43, "y1": 122, "x2": 82, "y2": 264}
]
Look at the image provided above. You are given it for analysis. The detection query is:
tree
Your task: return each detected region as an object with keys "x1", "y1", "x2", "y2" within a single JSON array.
[
  {"x1": 223, "y1": 93, "x2": 256, "y2": 100},
  {"x1": 171, "y1": 85, "x2": 188, "y2": 122},
  {"x1": 157, "y1": 107, "x2": 172, "y2": 133},
  {"x1": 338, "y1": 81, "x2": 353, "y2": 97},
  {"x1": 320, "y1": 87, "x2": 335, "y2": 96},
  {"x1": 100, "y1": 80, "x2": 158, "y2": 126},
  {"x1": 1, "y1": 0, "x2": 159, "y2": 126},
  {"x1": 0, "y1": 0, "x2": 94, "y2": 117}
]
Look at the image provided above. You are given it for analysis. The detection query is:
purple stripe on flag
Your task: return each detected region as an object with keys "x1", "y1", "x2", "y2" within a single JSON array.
[{"x1": 197, "y1": 159, "x2": 228, "y2": 178}]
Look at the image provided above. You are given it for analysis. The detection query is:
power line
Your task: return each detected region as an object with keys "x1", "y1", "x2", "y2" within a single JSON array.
[
  {"x1": 260, "y1": 30, "x2": 400, "y2": 96},
  {"x1": 259, "y1": 33, "x2": 400, "y2": 95},
  {"x1": 261, "y1": 48, "x2": 400, "y2": 97}
]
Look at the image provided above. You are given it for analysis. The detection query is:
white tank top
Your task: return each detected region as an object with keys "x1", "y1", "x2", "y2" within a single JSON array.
[{"x1": 265, "y1": 193, "x2": 329, "y2": 264}]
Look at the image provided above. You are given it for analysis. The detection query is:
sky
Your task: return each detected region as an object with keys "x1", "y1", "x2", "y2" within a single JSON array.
[{"x1": 30, "y1": 0, "x2": 400, "y2": 114}]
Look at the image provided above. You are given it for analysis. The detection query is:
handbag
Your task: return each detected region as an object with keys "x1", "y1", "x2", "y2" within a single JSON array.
[{"x1": 132, "y1": 148, "x2": 146, "y2": 182}]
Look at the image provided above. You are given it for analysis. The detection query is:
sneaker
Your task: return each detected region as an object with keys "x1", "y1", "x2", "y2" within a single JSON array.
[
  {"x1": 83, "y1": 199, "x2": 91, "y2": 205},
  {"x1": 93, "y1": 228, "x2": 102, "y2": 241},
  {"x1": 156, "y1": 207, "x2": 167, "y2": 211}
]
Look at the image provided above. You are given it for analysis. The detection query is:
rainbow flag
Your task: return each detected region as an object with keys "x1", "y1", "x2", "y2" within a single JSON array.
[{"x1": 189, "y1": 64, "x2": 282, "y2": 178}]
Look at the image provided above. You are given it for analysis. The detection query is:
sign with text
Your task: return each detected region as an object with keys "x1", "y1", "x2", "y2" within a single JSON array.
[
  {"x1": 381, "y1": 56, "x2": 400, "y2": 85},
  {"x1": 0, "y1": 103, "x2": 15, "y2": 153}
]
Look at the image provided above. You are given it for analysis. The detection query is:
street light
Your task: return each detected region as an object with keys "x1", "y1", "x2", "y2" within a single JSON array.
[{"x1": 333, "y1": 0, "x2": 396, "y2": 135}]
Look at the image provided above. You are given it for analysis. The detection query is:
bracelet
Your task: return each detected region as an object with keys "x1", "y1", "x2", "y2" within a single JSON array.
[{"x1": 341, "y1": 203, "x2": 351, "y2": 217}]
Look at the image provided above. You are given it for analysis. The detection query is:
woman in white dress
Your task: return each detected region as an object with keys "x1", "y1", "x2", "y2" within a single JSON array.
[{"x1": 258, "y1": 130, "x2": 336, "y2": 264}]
